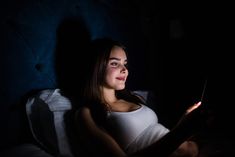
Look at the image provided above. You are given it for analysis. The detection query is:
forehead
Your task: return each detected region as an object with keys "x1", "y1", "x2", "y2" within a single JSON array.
[{"x1": 109, "y1": 46, "x2": 127, "y2": 59}]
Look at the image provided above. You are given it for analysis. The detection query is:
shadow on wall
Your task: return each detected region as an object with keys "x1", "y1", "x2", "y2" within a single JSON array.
[{"x1": 55, "y1": 18, "x2": 91, "y2": 105}]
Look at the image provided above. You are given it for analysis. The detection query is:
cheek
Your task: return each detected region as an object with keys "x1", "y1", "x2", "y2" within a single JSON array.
[
  {"x1": 106, "y1": 68, "x2": 117, "y2": 76},
  {"x1": 105, "y1": 68, "x2": 117, "y2": 81}
]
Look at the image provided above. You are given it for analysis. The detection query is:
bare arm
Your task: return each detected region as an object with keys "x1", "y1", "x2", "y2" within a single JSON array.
[
  {"x1": 169, "y1": 141, "x2": 198, "y2": 157},
  {"x1": 75, "y1": 107, "x2": 126, "y2": 157}
]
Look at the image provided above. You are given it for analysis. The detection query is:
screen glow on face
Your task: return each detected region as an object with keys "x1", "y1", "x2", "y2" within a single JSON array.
[{"x1": 104, "y1": 47, "x2": 128, "y2": 90}]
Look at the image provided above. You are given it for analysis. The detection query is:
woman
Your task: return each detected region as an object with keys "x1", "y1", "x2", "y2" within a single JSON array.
[{"x1": 75, "y1": 38, "x2": 204, "y2": 157}]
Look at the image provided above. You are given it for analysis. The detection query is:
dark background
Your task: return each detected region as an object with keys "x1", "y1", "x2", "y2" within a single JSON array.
[{"x1": 0, "y1": 0, "x2": 234, "y2": 154}]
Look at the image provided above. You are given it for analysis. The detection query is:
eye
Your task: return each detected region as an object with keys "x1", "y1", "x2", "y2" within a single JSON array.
[{"x1": 110, "y1": 62, "x2": 118, "y2": 67}]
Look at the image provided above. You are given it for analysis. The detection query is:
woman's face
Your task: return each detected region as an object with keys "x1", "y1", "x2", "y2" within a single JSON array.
[{"x1": 104, "y1": 46, "x2": 128, "y2": 90}]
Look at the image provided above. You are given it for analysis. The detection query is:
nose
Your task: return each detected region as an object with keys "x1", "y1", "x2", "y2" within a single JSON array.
[{"x1": 120, "y1": 65, "x2": 127, "y2": 73}]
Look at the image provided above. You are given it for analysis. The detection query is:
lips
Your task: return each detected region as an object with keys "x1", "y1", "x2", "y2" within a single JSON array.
[{"x1": 116, "y1": 77, "x2": 125, "y2": 81}]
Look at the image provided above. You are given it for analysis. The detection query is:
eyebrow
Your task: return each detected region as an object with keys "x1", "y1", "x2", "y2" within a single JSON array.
[{"x1": 109, "y1": 57, "x2": 127, "y2": 62}]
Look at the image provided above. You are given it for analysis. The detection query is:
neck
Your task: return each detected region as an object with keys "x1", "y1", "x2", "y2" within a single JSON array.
[{"x1": 102, "y1": 87, "x2": 117, "y2": 104}]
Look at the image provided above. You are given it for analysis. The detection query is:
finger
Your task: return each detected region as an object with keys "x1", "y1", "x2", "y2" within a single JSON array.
[{"x1": 186, "y1": 101, "x2": 201, "y2": 114}]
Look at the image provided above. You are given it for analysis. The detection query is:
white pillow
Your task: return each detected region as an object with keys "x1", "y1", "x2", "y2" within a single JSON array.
[{"x1": 26, "y1": 89, "x2": 74, "y2": 157}]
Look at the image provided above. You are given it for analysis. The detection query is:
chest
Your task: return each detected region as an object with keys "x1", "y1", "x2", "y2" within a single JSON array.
[{"x1": 109, "y1": 100, "x2": 141, "y2": 112}]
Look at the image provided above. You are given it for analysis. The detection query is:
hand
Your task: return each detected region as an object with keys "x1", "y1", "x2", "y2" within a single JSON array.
[
  {"x1": 185, "y1": 101, "x2": 201, "y2": 115},
  {"x1": 176, "y1": 101, "x2": 207, "y2": 135}
]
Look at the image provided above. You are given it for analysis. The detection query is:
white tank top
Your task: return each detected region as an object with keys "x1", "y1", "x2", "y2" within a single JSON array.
[{"x1": 107, "y1": 104, "x2": 169, "y2": 154}]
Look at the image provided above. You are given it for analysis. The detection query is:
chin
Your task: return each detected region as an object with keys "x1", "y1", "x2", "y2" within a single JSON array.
[{"x1": 115, "y1": 85, "x2": 125, "y2": 90}]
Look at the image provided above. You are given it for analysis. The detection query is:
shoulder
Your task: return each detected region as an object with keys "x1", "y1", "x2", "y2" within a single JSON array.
[
  {"x1": 79, "y1": 106, "x2": 90, "y2": 114},
  {"x1": 75, "y1": 106, "x2": 91, "y2": 121}
]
